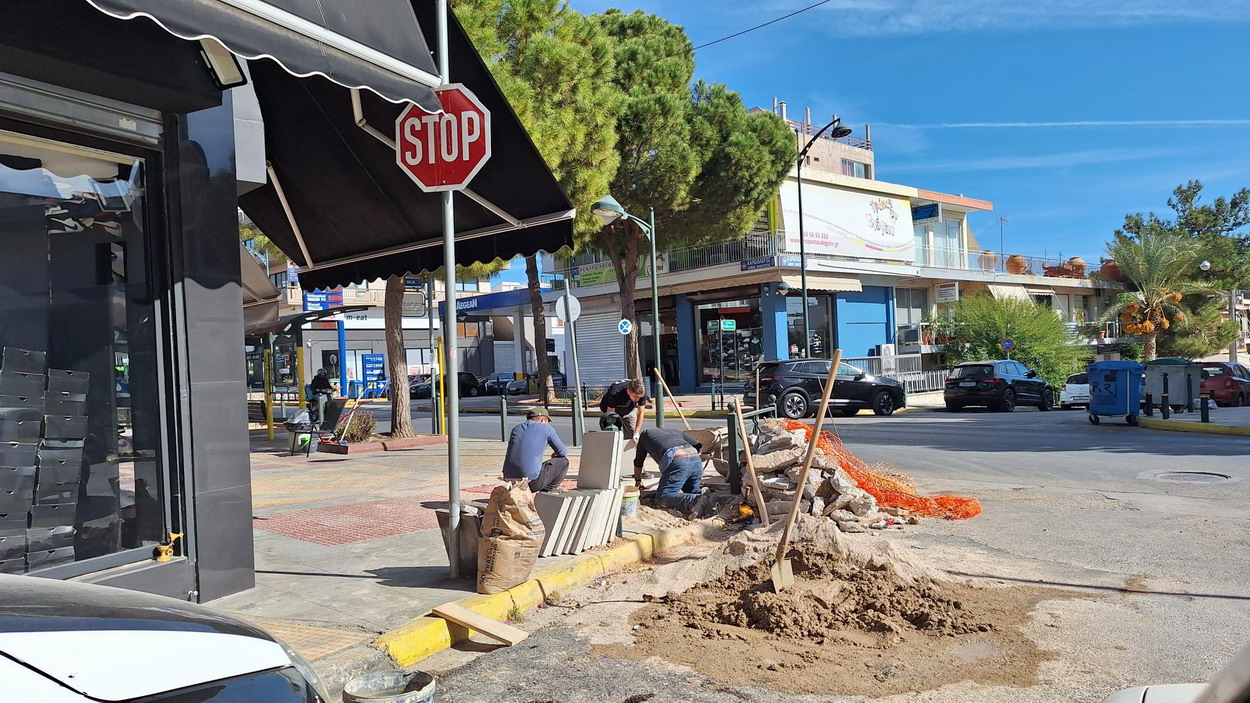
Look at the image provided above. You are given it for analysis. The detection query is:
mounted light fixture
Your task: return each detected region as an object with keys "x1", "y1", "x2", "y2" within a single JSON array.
[{"x1": 199, "y1": 38, "x2": 247, "y2": 89}]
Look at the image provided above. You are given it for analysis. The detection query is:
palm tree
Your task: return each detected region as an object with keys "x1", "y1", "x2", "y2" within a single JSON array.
[{"x1": 1101, "y1": 223, "x2": 1222, "y2": 360}]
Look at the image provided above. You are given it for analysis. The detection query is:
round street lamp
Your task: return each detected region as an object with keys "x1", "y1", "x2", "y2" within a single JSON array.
[
  {"x1": 795, "y1": 115, "x2": 853, "y2": 357},
  {"x1": 592, "y1": 195, "x2": 665, "y2": 427}
]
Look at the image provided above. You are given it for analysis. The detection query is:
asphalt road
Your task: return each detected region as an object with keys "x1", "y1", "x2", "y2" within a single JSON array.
[{"x1": 421, "y1": 406, "x2": 1250, "y2": 702}]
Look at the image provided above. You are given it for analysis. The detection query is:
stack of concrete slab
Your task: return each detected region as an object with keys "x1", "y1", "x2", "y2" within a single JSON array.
[{"x1": 534, "y1": 432, "x2": 625, "y2": 557}]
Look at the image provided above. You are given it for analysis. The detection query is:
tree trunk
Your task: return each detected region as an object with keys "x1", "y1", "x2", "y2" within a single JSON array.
[
  {"x1": 1143, "y1": 331, "x2": 1157, "y2": 362},
  {"x1": 385, "y1": 275, "x2": 416, "y2": 438},
  {"x1": 607, "y1": 224, "x2": 643, "y2": 382},
  {"x1": 525, "y1": 254, "x2": 556, "y2": 404}
]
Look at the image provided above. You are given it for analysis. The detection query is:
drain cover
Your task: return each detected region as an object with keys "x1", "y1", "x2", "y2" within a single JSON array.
[{"x1": 1154, "y1": 471, "x2": 1233, "y2": 484}]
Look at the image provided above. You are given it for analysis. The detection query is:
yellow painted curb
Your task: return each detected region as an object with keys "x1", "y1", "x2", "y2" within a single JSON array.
[
  {"x1": 374, "y1": 522, "x2": 709, "y2": 667},
  {"x1": 1138, "y1": 417, "x2": 1250, "y2": 436}
]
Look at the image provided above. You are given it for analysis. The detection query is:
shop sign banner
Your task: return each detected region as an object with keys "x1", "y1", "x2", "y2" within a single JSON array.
[
  {"x1": 740, "y1": 255, "x2": 776, "y2": 271},
  {"x1": 779, "y1": 181, "x2": 915, "y2": 262},
  {"x1": 935, "y1": 281, "x2": 959, "y2": 304},
  {"x1": 578, "y1": 255, "x2": 662, "y2": 285}
]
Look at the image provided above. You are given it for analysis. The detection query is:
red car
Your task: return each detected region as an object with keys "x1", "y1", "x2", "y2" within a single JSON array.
[{"x1": 1200, "y1": 362, "x2": 1250, "y2": 406}]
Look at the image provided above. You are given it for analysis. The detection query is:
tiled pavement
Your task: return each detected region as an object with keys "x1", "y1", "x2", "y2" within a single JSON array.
[{"x1": 212, "y1": 433, "x2": 584, "y2": 665}]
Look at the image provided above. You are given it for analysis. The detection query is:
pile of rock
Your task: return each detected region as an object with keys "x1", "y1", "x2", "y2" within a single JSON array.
[{"x1": 745, "y1": 419, "x2": 917, "y2": 533}]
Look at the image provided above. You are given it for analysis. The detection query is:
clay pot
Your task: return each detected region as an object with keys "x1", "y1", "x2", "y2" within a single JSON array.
[
  {"x1": 977, "y1": 250, "x2": 997, "y2": 271},
  {"x1": 1067, "y1": 256, "x2": 1087, "y2": 277},
  {"x1": 1005, "y1": 254, "x2": 1027, "y2": 275},
  {"x1": 1100, "y1": 260, "x2": 1127, "y2": 282}
]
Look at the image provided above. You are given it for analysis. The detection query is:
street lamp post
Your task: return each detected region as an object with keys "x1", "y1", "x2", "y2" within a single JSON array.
[
  {"x1": 795, "y1": 116, "x2": 853, "y2": 357},
  {"x1": 592, "y1": 195, "x2": 664, "y2": 427}
]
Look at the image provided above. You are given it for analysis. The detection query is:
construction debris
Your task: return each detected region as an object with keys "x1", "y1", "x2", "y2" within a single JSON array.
[{"x1": 734, "y1": 419, "x2": 981, "y2": 531}]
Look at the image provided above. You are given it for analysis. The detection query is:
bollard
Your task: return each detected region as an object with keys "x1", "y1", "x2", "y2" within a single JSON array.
[
  {"x1": 725, "y1": 400, "x2": 742, "y2": 495},
  {"x1": 571, "y1": 393, "x2": 583, "y2": 446},
  {"x1": 1144, "y1": 393, "x2": 1154, "y2": 416},
  {"x1": 1161, "y1": 372, "x2": 1170, "y2": 419},
  {"x1": 499, "y1": 394, "x2": 508, "y2": 442},
  {"x1": 1201, "y1": 391, "x2": 1211, "y2": 423}
]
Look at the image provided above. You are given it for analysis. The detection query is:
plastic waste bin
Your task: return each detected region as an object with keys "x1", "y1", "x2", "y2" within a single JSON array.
[
  {"x1": 1087, "y1": 360, "x2": 1145, "y2": 426},
  {"x1": 1144, "y1": 357, "x2": 1203, "y2": 412}
]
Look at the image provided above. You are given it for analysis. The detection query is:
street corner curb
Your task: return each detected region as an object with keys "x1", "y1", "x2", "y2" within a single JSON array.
[
  {"x1": 1138, "y1": 416, "x2": 1250, "y2": 436},
  {"x1": 894, "y1": 406, "x2": 937, "y2": 414},
  {"x1": 373, "y1": 521, "x2": 716, "y2": 667}
]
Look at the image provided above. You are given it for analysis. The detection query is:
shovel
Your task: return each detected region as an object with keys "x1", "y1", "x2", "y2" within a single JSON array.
[{"x1": 770, "y1": 348, "x2": 842, "y2": 592}]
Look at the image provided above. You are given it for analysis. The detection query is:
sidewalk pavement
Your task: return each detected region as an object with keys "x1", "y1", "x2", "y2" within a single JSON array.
[
  {"x1": 212, "y1": 431, "x2": 692, "y2": 693},
  {"x1": 412, "y1": 389, "x2": 948, "y2": 418},
  {"x1": 1139, "y1": 404, "x2": 1250, "y2": 436},
  {"x1": 210, "y1": 433, "x2": 574, "y2": 688}
]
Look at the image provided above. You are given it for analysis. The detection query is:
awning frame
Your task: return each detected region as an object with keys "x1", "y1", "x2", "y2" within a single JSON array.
[{"x1": 84, "y1": 0, "x2": 443, "y2": 101}]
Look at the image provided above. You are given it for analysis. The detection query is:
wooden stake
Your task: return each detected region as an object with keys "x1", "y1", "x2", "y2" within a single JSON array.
[
  {"x1": 770, "y1": 349, "x2": 841, "y2": 591},
  {"x1": 732, "y1": 402, "x2": 770, "y2": 527},
  {"x1": 655, "y1": 370, "x2": 692, "y2": 431}
]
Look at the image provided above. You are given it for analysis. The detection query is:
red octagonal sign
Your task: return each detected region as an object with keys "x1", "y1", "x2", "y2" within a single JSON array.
[{"x1": 395, "y1": 84, "x2": 491, "y2": 192}]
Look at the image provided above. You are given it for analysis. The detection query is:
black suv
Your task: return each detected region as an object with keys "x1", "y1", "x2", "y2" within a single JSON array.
[
  {"x1": 944, "y1": 360, "x2": 1053, "y2": 412},
  {"x1": 745, "y1": 358, "x2": 907, "y2": 418}
]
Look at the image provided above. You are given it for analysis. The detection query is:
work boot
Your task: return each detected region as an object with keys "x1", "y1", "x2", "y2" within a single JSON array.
[{"x1": 687, "y1": 491, "x2": 712, "y2": 520}]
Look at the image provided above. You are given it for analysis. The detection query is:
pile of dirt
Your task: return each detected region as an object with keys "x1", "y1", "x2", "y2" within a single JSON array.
[
  {"x1": 662, "y1": 543, "x2": 992, "y2": 642},
  {"x1": 596, "y1": 523, "x2": 1072, "y2": 697}
]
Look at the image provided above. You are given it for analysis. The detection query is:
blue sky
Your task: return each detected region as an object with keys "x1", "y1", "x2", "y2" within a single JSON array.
[{"x1": 567, "y1": 0, "x2": 1250, "y2": 260}]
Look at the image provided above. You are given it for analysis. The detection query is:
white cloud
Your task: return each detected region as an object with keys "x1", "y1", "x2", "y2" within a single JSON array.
[
  {"x1": 888, "y1": 147, "x2": 1181, "y2": 173},
  {"x1": 758, "y1": 0, "x2": 1250, "y2": 36}
]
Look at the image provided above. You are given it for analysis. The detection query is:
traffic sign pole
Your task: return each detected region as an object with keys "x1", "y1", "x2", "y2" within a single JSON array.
[
  {"x1": 435, "y1": 0, "x2": 462, "y2": 581},
  {"x1": 562, "y1": 286, "x2": 584, "y2": 440}
]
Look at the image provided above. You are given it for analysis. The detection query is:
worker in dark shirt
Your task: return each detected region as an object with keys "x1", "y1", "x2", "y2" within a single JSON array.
[
  {"x1": 600, "y1": 378, "x2": 648, "y2": 439},
  {"x1": 309, "y1": 368, "x2": 337, "y2": 429},
  {"x1": 633, "y1": 427, "x2": 708, "y2": 517},
  {"x1": 502, "y1": 408, "x2": 569, "y2": 492}
]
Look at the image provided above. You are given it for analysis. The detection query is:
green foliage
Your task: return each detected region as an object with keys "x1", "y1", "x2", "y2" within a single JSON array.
[
  {"x1": 931, "y1": 295, "x2": 1086, "y2": 388},
  {"x1": 1103, "y1": 216, "x2": 1224, "y2": 360},
  {"x1": 1118, "y1": 342, "x2": 1143, "y2": 361},
  {"x1": 454, "y1": 0, "x2": 623, "y2": 246},
  {"x1": 1156, "y1": 294, "x2": 1238, "y2": 359},
  {"x1": 1167, "y1": 180, "x2": 1250, "y2": 288},
  {"x1": 239, "y1": 222, "x2": 286, "y2": 261},
  {"x1": 337, "y1": 410, "x2": 378, "y2": 444}
]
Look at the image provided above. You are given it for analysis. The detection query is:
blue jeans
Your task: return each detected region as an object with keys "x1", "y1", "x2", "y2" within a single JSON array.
[{"x1": 656, "y1": 455, "x2": 703, "y2": 513}]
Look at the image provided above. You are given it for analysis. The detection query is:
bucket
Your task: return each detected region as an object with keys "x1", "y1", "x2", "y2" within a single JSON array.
[
  {"x1": 342, "y1": 670, "x2": 435, "y2": 703},
  {"x1": 621, "y1": 486, "x2": 639, "y2": 516}
]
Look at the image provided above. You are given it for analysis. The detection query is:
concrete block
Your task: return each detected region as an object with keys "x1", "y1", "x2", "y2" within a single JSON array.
[{"x1": 577, "y1": 432, "x2": 622, "y2": 489}]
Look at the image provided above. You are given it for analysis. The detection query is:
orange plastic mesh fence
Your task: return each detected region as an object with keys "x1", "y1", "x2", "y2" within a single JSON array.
[{"x1": 781, "y1": 419, "x2": 982, "y2": 520}]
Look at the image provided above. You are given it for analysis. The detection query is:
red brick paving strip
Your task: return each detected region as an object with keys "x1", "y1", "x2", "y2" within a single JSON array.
[{"x1": 253, "y1": 497, "x2": 442, "y2": 546}]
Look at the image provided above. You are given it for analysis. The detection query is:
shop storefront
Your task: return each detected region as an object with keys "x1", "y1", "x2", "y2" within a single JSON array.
[{"x1": 1, "y1": 0, "x2": 572, "y2": 601}]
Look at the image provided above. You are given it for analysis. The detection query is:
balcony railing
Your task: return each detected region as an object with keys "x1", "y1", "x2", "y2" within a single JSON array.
[
  {"x1": 786, "y1": 119, "x2": 873, "y2": 151},
  {"x1": 915, "y1": 245, "x2": 1095, "y2": 279},
  {"x1": 559, "y1": 235, "x2": 1101, "y2": 286}
]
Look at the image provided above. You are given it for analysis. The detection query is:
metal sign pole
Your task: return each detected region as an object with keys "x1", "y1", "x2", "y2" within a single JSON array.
[
  {"x1": 436, "y1": 0, "x2": 462, "y2": 580},
  {"x1": 563, "y1": 281, "x2": 584, "y2": 440}
]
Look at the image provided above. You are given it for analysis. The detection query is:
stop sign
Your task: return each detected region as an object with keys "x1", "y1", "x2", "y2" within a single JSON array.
[{"x1": 395, "y1": 84, "x2": 491, "y2": 192}]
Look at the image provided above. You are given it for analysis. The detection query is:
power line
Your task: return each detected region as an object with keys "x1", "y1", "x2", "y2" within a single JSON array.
[
  {"x1": 565, "y1": 0, "x2": 834, "y2": 87},
  {"x1": 691, "y1": 0, "x2": 833, "y2": 52}
]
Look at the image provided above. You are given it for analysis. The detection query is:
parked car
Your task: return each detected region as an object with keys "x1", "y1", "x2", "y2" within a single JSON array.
[
  {"x1": 1059, "y1": 371, "x2": 1091, "y2": 409},
  {"x1": 411, "y1": 371, "x2": 481, "y2": 399},
  {"x1": 944, "y1": 360, "x2": 1054, "y2": 412},
  {"x1": 1199, "y1": 361, "x2": 1250, "y2": 406},
  {"x1": 745, "y1": 358, "x2": 906, "y2": 419},
  {"x1": 481, "y1": 372, "x2": 516, "y2": 395},
  {"x1": 0, "y1": 574, "x2": 330, "y2": 702},
  {"x1": 507, "y1": 371, "x2": 567, "y2": 395}
]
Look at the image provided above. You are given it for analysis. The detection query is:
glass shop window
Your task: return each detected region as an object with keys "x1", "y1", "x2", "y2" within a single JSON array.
[{"x1": 0, "y1": 130, "x2": 166, "y2": 575}]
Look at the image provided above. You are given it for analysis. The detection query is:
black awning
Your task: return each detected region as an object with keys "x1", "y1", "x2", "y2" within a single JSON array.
[
  {"x1": 237, "y1": 8, "x2": 574, "y2": 291},
  {"x1": 84, "y1": 0, "x2": 441, "y2": 112}
]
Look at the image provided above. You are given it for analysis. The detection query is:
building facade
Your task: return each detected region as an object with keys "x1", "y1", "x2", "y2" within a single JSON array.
[{"x1": 559, "y1": 112, "x2": 1129, "y2": 394}]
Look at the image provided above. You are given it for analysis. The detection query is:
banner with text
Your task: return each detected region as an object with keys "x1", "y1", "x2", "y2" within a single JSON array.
[{"x1": 779, "y1": 181, "x2": 915, "y2": 263}]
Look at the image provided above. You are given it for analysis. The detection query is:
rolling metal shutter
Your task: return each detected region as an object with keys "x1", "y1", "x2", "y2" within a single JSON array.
[{"x1": 572, "y1": 312, "x2": 626, "y2": 387}]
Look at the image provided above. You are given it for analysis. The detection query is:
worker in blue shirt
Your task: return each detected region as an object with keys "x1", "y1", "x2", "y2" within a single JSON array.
[{"x1": 502, "y1": 408, "x2": 569, "y2": 492}]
